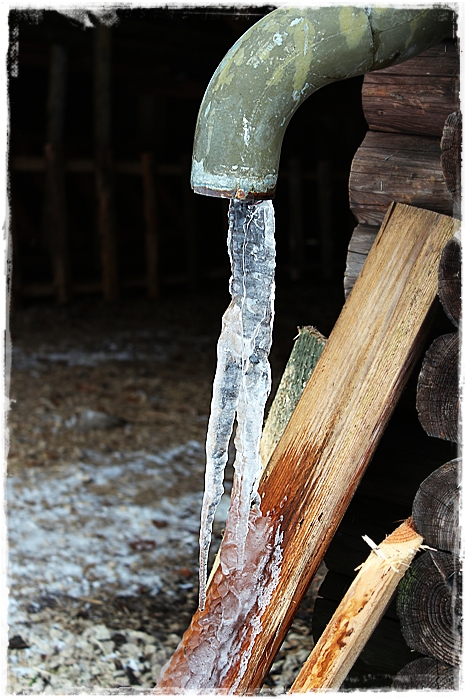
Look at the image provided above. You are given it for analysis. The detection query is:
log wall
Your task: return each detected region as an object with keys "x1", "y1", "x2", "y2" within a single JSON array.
[
  {"x1": 345, "y1": 39, "x2": 460, "y2": 297},
  {"x1": 313, "y1": 38, "x2": 461, "y2": 689}
]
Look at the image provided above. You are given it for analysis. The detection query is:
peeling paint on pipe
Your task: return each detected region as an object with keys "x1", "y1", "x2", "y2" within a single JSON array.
[{"x1": 191, "y1": 6, "x2": 454, "y2": 200}]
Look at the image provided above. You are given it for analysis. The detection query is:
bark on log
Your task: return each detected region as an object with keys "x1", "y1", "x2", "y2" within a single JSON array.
[
  {"x1": 397, "y1": 550, "x2": 462, "y2": 667},
  {"x1": 155, "y1": 203, "x2": 460, "y2": 694},
  {"x1": 438, "y1": 232, "x2": 461, "y2": 327},
  {"x1": 392, "y1": 656, "x2": 459, "y2": 690},
  {"x1": 440, "y1": 111, "x2": 462, "y2": 214},
  {"x1": 416, "y1": 332, "x2": 459, "y2": 442},
  {"x1": 362, "y1": 41, "x2": 459, "y2": 138},
  {"x1": 349, "y1": 132, "x2": 454, "y2": 227},
  {"x1": 412, "y1": 459, "x2": 460, "y2": 554},
  {"x1": 289, "y1": 519, "x2": 423, "y2": 692}
]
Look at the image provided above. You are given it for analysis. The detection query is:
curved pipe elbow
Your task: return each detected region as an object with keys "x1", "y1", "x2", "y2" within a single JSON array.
[{"x1": 191, "y1": 6, "x2": 454, "y2": 200}]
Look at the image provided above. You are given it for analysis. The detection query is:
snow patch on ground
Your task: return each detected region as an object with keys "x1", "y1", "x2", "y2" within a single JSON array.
[{"x1": 7, "y1": 441, "x2": 205, "y2": 628}]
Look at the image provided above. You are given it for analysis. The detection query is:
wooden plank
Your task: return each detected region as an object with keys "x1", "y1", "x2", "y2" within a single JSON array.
[
  {"x1": 349, "y1": 132, "x2": 454, "y2": 226},
  {"x1": 260, "y1": 326, "x2": 326, "y2": 468},
  {"x1": 289, "y1": 519, "x2": 423, "y2": 692},
  {"x1": 156, "y1": 203, "x2": 460, "y2": 694}
]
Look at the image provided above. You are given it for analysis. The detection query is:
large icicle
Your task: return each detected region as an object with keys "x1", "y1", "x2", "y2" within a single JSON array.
[{"x1": 199, "y1": 199, "x2": 275, "y2": 610}]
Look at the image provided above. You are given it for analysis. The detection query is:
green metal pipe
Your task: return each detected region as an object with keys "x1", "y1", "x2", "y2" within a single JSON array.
[{"x1": 191, "y1": 5, "x2": 454, "y2": 200}]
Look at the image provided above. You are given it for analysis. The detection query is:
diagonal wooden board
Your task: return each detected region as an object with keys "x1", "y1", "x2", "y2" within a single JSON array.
[{"x1": 156, "y1": 203, "x2": 460, "y2": 694}]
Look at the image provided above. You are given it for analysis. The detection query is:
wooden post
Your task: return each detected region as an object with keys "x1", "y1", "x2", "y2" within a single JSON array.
[
  {"x1": 141, "y1": 153, "x2": 160, "y2": 300},
  {"x1": 289, "y1": 518, "x2": 423, "y2": 692},
  {"x1": 95, "y1": 23, "x2": 118, "y2": 301},
  {"x1": 44, "y1": 44, "x2": 70, "y2": 304},
  {"x1": 287, "y1": 157, "x2": 304, "y2": 281},
  {"x1": 317, "y1": 159, "x2": 334, "y2": 281},
  {"x1": 156, "y1": 203, "x2": 460, "y2": 694}
]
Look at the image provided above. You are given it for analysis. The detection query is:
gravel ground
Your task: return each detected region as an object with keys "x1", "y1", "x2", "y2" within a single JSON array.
[{"x1": 5, "y1": 289, "x2": 335, "y2": 695}]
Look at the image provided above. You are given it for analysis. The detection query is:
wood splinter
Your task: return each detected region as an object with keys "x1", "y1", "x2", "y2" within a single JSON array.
[{"x1": 289, "y1": 518, "x2": 423, "y2": 693}]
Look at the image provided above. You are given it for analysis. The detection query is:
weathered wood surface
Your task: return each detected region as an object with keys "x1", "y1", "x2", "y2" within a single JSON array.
[
  {"x1": 312, "y1": 370, "x2": 457, "y2": 685},
  {"x1": 362, "y1": 41, "x2": 459, "y2": 138},
  {"x1": 156, "y1": 203, "x2": 460, "y2": 694},
  {"x1": 349, "y1": 132, "x2": 454, "y2": 227},
  {"x1": 260, "y1": 326, "x2": 326, "y2": 468},
  {"x1": 344, "y1": 223, "x2": 379, "y2": 298},
  {"x1": 289, "y1": 519, "x2": 423, "y2": 692},
  {"x1": 392, "y1": 656, "x2": 458, "y2": 690},
  {"x1": 440, "y1": 111, "x2": 462, "y2": 214},
  {"x1": 438, "y1": 233, "x2": 461, "y2": 327},
  {"x1": 397, "y1": 550, "x2": 462, "y2": 667},
  {"x1": 416, "y1": 332, "x2": 459, "y2": 443},
  {"x1": 412, "y1": 459, "x2": 460, "y2": 554}
]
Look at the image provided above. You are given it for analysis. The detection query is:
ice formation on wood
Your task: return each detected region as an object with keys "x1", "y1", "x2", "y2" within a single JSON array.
[
  {"x1": 156, "y1": 509, "x2": 283, "y2": 691},
  {"x1": 198, "y1": 198, "x2": 276, "y2": 610}
]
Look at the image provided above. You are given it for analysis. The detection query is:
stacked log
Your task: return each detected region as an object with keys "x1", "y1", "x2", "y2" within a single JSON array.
[
  {"x1": 311, "y1": 40, "x2": 461, "y2": 688},
  {"x1": 394, "y1": 462, "x2": 461, "y2": 689},
  {"x1": 393, "y1": 232, "x2": 462, "y2": 690},
  {"x1": 345, "y1": 39, "x2": 460, "y2": 297}
]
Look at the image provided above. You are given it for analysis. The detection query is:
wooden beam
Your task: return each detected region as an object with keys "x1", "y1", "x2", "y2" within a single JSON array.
[
  {"x1": 362, "y1": 41, "x2": 459, "y2": 138},
  {"x1": 289, "y1": 518, "x2": 423, "y2": 692},
  {"x1": 95, "y1": 23, "x2": 118, "y2": 302},
  {"x1": 349, "y1": 132, "x2": 454, "y2": 227},
  {"x1": 155, "y1": 203, "x2": 460, "y2": 694},
  {"x1": 44, "y1": 44, "x2": 71, "y2": 304}
]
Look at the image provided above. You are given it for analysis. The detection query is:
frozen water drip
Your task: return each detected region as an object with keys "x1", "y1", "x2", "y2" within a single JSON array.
[{"x1": 199, "y1": 199, "x2": 276, "y2": 610}]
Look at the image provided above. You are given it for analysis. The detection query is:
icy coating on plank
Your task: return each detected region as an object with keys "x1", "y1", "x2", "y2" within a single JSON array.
[
  {"x1": 198, "y1": 198, "x2": 276, "y2": 610},
  {"x1": 156, "y1": 509, "x2": 283, "y2": 691}
]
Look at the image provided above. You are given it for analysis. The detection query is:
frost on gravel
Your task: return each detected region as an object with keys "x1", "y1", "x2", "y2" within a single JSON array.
[
  {"x1": 6, "y1": 441, "x2": 208, "y2": 692},
  {"x1": 8, "y1": 441, "x2": 205, "y2": 622}
]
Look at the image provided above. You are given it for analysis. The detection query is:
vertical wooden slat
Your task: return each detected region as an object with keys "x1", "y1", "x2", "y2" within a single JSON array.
[
  {"x1": 141, "y1": 152, "x2": 160, "y2": 300},
  {"x1": 44, "y1": 44, "x2": 70, "y2": 304},
  {"x1": 94, "y1": 23, "x2": 118, "y2": 301}
]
